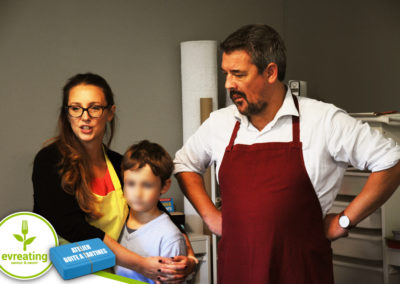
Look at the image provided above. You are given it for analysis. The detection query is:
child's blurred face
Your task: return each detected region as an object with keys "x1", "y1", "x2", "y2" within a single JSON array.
[{"x1": 123, "y1": 164, "x2": 167, "y2": 213}]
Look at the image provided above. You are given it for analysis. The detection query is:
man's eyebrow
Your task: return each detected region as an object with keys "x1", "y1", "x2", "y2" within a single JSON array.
[{"x1": 220, "y1": 68, "x2": 244, "y2": 74}]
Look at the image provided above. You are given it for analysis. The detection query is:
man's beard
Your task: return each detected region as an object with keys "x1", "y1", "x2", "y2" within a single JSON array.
[{"x1": 229, "y1": 89, "x2": 267, "y2": 116}]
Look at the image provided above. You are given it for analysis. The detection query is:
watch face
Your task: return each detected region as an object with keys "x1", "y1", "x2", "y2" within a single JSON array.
[{"x1": 339, "y1": 215, "x2": 350, "y2": 228}]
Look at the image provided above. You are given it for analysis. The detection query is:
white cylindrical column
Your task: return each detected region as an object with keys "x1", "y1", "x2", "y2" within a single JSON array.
[{"x1": 180, "y1": 40, "x2": 218, "y2": 234}]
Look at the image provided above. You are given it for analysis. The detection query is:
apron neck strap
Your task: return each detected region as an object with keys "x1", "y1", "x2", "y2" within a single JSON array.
[
  {"x1": 227, "y1": 121, "x2": 241, "y2": 151},
  {"x1": 291, "y1": 95, "x2": 300, "y2": 143}
]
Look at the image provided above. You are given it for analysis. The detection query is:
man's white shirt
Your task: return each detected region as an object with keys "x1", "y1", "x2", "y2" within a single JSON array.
[{"x1": 174, "y1": 89, "x2": 400, "y2": 216}]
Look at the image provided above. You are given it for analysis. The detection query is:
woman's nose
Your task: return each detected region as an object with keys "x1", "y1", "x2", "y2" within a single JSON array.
[{"x1": 81, "y1": 109, "x2": 91, "y2": 121}]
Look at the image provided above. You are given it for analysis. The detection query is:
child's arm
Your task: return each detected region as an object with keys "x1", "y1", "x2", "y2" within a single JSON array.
[
  {"x1": 156, "y1": 203, "x2": 197, "y2": 278},
  {"x1": 104, "y1": 234, "x2": 184, "y2": 283},
  {"x1": 157, "y1": 234, "x2": 197, "y2": 283}
]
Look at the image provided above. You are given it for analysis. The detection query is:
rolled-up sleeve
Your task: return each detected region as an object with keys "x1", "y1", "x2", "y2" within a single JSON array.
[
  {"x1": 326, "y1": 110, "x2": 400, "y2": 172},
  {"x1": 174, "y1": 117, "x2": 214, "y2": 175}
]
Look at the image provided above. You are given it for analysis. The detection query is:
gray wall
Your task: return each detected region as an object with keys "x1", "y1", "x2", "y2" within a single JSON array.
[
  {"x1": 1, "y1": 0, "x2": 399, "y2": 220},
  {"x1": 0, "y1": 0, "x2": 284, "y2": 217},
  {"x1": 284, "y1": 0, "x2": 400, "y2": 112}
]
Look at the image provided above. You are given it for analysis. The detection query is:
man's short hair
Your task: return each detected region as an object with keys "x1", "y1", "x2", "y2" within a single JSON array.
[
  {"x1": 121, "y1": 140, "x2": 173, "y2": 187},
  {"x1": 220, "y1": 24, "x2": 287, "y2": 81}
]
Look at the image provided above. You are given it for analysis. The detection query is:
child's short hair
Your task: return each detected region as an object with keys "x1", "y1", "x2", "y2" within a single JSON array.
[{"x1": 121, "y1": 140, "x2": 174, "y2": 187}]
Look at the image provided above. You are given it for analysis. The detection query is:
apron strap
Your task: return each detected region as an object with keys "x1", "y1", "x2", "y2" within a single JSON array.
[
  {"x1": 292, "y1": 95, "x2": 300, "y2": 143},
  {"x1": 226, "y1": 121, "x2": 241, "y2": 151}
]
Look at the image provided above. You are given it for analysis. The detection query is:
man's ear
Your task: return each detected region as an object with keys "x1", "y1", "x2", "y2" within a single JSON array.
[
  {"x1": 263, "y1": 62, "x2": 278, "y2": 83},
  {"x1": 160, "y1": 178, "x2": 172, "y2": 195}
]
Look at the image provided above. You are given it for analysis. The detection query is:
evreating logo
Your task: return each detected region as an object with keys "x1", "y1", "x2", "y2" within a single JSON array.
[{"x1": 0, "y1": 212, "x2": 58, "y2": 280}]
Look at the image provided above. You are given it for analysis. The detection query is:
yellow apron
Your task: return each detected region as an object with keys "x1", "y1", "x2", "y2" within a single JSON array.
[{"x1": 87, "y1": 149, "x2": 128, "y2": 241}]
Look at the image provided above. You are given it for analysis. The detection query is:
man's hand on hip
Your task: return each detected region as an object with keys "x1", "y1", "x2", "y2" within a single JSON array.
[{"x1": 324, "y1": 213, "x2": 349, "y2": 241}]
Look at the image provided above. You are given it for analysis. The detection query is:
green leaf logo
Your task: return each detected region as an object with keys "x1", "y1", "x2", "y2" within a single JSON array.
[
  {"x1": 25, "y1": 237, "x2": 36, "y2": 245},
  {"x1": 13, "y1": 234, "x2": 23, "y2": 242},
  {"x1": 15, "y1": 220, "x2": 36, "y2": 251}
]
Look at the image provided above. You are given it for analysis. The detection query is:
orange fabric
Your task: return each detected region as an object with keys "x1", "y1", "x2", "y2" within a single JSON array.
[{"x1": 91, "y1": 169, "x2": 115, "y2": 196}]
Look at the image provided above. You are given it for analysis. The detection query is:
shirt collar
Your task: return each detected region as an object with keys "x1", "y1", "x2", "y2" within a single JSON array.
[{"x1": 233, "y1": 87, "x2": 299, "y2": 128}]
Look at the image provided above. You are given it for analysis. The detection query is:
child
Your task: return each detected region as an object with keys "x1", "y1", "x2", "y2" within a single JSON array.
[{"x1": 114, "y1": 140, "x2": 187, "y2": 283}]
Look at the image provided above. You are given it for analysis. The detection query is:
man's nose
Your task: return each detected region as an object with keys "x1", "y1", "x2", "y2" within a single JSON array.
[{"x1": 225, "y1": 74, "x2": 237, "y2": 90}]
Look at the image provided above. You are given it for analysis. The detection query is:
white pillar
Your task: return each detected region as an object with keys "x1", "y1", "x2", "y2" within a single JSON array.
[{"x1": 180, "y1": 40, "x2": 218, "y2": 233}]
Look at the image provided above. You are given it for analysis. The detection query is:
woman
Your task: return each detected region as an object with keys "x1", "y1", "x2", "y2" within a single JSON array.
[{"x1": 32, "y1": 73, "x2": 196, "y2": 283}]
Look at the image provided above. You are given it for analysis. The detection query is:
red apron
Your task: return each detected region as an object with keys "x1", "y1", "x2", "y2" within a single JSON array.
[{"x1": 217, "y1": 95, "x2": 333, "y2": 284}]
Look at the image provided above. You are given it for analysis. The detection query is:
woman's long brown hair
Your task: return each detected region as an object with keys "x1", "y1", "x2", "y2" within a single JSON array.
[{"x1": 50, "y1": 73, "x2": 116, "y2": 219}]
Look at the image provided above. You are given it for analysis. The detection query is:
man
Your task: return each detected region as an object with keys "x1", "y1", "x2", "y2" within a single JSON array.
[{"x1": 174, "y1": 24, "x2": 400, "y2": 283}]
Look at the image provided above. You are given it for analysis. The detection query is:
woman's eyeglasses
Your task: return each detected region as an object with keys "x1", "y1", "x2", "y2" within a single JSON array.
[{"x1": 66, "y1": 105, "x2": 110, "y2": 118}]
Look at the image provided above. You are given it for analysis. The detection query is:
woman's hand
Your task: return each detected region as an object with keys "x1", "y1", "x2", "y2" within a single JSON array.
[
  {"x1": 156, "y1": 255, "x2": 197, "y2": 283},
  {"x1": 138, "y1": 256, "x2": 194, "y2": 284},
  {"x1": 104, "y1": 234, "x2": 197, "y2": 283},
  {"x1": 171, "y1": 255, "x2": 196, "y2": 276},
  {"x1": 105, "y1": 235, "x2": 194, "y2": 283},
  {"x1": 136, "y1": 256, "x2": 167, "y2": 281}
]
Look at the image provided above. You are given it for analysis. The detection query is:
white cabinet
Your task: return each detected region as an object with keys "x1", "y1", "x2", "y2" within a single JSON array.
[
  {"x1": 188, "y1": 234, "x2": 211, "y2": 284},
  {"x1": 388, "y1": 249, "x2": 400, "y2": 267},
  {"x1": 330, "y1": 113, "x2": 400, "y2": 284},
  {"x1": 332, "y1": 228, "x2": 383, "y2": 260},
  {"x1": 333, "y1": 255, "x2": 385, "y2": 284},
  {"x1": 332, "y1": 172, "x2": 400, "y2": 284}
]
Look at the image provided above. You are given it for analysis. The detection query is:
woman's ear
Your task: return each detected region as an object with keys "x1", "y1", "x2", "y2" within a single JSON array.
[
  {"x1": 107, "y1": 105, "x2": 116, "y2": 122},
  {"x1": 160, "y1": 179, "x2": 172, "y2": 195}
]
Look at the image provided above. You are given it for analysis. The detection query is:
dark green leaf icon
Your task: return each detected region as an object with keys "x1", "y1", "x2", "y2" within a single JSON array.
[
  {"x1": 25, "y1": 237, "x2": 36, "y2": 245},
  {"x1": 13, "y1": 234, "x2": 23, "y2": 242}
]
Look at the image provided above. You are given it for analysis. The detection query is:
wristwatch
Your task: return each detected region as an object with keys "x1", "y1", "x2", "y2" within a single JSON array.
[{"x1": 338, "y1": 211, "x2": 355, "y2": 230}]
